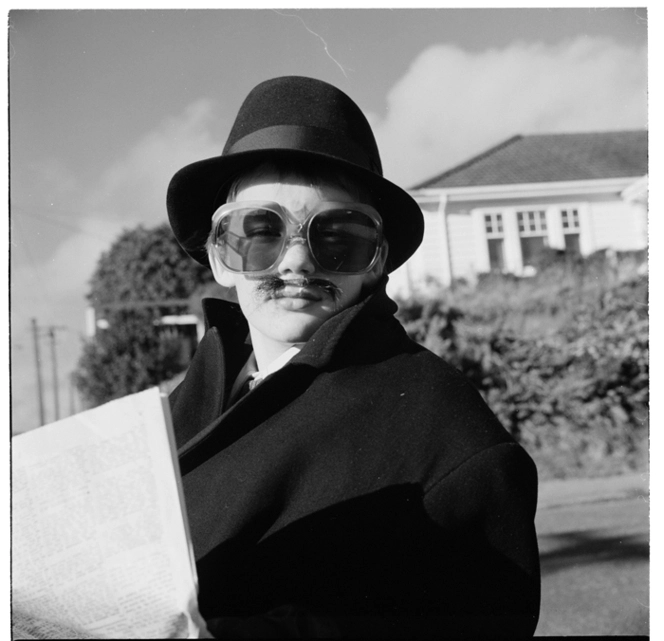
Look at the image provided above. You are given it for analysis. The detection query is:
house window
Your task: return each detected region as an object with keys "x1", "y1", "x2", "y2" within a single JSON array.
[
  {"x1": 517, "y1": 210, "x2": 548, "y2": 269},
  {"x1": 517, "y1": 210, "x2": 547, "y2": 235},
  {"x1": 561, "y1": 208, "x2": 581, "y2": 255},
  {"x1": 561, "y1": 208, "x2": 580, "y2": 231},
  {"x1": 484, "y1": 213, "x2": 505, "y2": 271},
  {"x1": 484, "y1": 212, "x2": 504, "y2": 235}
]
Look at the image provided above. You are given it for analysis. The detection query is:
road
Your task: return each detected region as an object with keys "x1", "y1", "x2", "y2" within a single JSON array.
[{"x1": 534, "y1": 473, "x2": 649, "y2": 637}]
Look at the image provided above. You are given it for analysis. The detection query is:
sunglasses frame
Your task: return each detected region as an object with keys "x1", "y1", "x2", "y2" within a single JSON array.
[{"x1": 210, "y1": 200, "x2": 384, "y2": 275}]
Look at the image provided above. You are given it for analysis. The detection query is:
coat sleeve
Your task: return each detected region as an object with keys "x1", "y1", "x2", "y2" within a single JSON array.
[{"x1": 422, "y1": 442, "x2": 541, "y2": 638}]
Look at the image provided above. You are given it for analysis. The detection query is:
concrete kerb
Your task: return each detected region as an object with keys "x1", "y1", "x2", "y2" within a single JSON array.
[{"x1": 537, "y1": 472, "x2": 650, "y2": 510}]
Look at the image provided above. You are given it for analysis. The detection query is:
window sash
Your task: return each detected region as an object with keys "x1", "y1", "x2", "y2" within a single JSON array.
[
  {"x1": 517, "y1": 210, "x2": 547, "y2": 235},
  {"x1": 561, "y1": 208, "x2": 580, "y2": 231},
  {"x1": 484, "y1": 212, "x2": 504, "y2": 237}
]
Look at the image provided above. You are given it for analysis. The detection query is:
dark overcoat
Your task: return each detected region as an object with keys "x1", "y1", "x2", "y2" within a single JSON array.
[{"x1": 170, "y1": 282, "x2": 541, "y2": 638}]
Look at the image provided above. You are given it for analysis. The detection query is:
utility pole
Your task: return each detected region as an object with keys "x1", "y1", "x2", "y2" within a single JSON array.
[
  {"x1": 69, "y1": 373, "x2": 77, "y2": 416},
  {"x1": 31, "y1": 318, "x2": 45, "y2": 426},
  {"x1": 48, "y1": 327, "x2": 60, "y2": 421}
]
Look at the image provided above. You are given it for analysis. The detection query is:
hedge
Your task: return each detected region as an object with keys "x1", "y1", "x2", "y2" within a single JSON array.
[{"x1": 395, "y1": 252, "x2": 649, "y2": 479}]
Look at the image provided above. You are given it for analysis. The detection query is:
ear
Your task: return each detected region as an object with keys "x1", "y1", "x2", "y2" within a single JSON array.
[{"x1": 209, "y1": 250, "x2": 237, "y2": 288}]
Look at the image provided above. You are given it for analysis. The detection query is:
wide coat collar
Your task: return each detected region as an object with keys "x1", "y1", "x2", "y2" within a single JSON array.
[{"x1": 170, "y1": 278, "x2": 410, "y2": 473}]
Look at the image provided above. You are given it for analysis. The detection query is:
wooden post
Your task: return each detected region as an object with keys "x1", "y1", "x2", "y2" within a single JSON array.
[
  {"x1": 48, "y1": 327, "x2": 60, "y2": 421},
  {"x1": 31, "y1": 318, "x2": 45, "y2": 426}
]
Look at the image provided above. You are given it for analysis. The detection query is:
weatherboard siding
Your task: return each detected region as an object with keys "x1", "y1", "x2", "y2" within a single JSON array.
[
  {"x1": 419, "y1": 209, "x2": 449, "y2": 284},
  {"x1": 588, "y1": 200, "x2": 647, "y2": 252},
  {"x1": 447, "y1": 211, "x2": 477, "y2": 283}
]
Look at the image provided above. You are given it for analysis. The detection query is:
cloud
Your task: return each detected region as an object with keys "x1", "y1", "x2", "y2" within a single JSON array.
[
  {"x1": 85, "y1": 98, "x2": 225, "y2": 229},
  {"x1": 13, "y1": 98, "x2": 227, "y2": 305},
  {"x1": 373, "y1": 37, "x2": 648, "y2": 187}
]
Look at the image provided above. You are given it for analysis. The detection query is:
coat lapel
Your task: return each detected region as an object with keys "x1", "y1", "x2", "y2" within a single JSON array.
[
  {"x1": 170, "y1": 298, "x2": 251, "y2": 454},
  {"x1": 177, "y1": 359, "x2": 317, "y2": 474}
]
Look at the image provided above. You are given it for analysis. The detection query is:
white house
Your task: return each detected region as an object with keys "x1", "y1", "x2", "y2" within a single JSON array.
[{"x1": 388, "y1": 130, "x2": 648, "y2": 297}]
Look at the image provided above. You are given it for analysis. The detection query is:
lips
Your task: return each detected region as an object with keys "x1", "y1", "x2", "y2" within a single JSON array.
[
  {"x1": 274, "y1": 283, "x2": 324, "y2": 301},
  {"x1": 254, "y1": 276, "x2": 342, "y2": 302}
]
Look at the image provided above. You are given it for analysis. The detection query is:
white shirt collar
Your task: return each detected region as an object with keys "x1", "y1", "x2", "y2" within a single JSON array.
[
  {"x1": 254, "y1": 345, "x2": 302, "y2": 382},
  {"x1": 228, "y1": 345, "x2": 302, "y2": 405}
]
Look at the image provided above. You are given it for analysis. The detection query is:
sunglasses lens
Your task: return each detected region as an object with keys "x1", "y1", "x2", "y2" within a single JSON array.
[
  {"x1": 214, "y1": 204, "x2": 381, "y2": 274},
  {"x1": 310, "y1": 209, "x2": 380, "y2": 273},
  {"x1": 216, "y1": 208, "x2": 285, "y2": 272}
]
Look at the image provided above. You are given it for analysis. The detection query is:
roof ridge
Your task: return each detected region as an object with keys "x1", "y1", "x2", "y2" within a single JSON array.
[
  {"x1": 408, "y1": 130, "x2": 647, "y2": 191},
  {"x1": 521, "y1": 129, "x2": 646, "y2": 139},
  {"x1": 410, "y1": 134, "x2": 523, "y2": 190}
]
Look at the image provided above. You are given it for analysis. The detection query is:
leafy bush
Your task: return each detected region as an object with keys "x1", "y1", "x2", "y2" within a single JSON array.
[
  {"x1": 75, "y1": 224, "x2": 214, "y2": 408},
  {"x1": 396, "y1": 254, "x2": 649, "y2": 479},
  {"x1": 87, "y1": 224, "x2": 213, "y2": 306},
  {"x1": 75, "y1": 310, "x2": 187, "y2": 406}
]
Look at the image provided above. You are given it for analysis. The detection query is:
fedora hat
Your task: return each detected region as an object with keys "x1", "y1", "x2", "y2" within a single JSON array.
[{"x1": 167, "y1": 76, "x2": 424, "y2": 272}]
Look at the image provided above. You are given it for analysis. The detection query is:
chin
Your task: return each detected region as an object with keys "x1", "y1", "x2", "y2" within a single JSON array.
[
  {"x1": 267, "y1": 315, "x2": 328, "y2": 344},
  {"x1": 277, "y1": 324, "x2": 324, "y2": 344}
]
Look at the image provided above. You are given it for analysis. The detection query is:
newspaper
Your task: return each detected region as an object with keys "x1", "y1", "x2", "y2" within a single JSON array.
[{"x1": 11, "y1": 388, "x2": 207, "y2": 639}]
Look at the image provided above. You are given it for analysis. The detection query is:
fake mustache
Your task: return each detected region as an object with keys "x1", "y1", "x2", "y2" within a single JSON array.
[{"x1": 254, "y1": 276, "x2": 342, "y2": 300}]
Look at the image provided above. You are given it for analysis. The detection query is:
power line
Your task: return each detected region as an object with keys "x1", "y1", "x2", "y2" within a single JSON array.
[
  {"x1": 93, "y1": 298, "x2": 191, "y2": 311},
  {"x1": 11, "y1": 204, "x2": 118, "y2": 243},
  {"x1": 11, "y1": 213, "x2": 56, "y2": 310}
]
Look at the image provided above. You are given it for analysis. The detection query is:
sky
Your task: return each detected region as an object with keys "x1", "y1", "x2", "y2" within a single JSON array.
[{"x1": 6, "y1": 7, "x2": 651, "y2": 435}]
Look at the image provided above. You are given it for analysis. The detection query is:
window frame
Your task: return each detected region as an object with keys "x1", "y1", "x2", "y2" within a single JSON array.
[{"x1": 516, "y1": 209, "x2": 548, "y2": 237}]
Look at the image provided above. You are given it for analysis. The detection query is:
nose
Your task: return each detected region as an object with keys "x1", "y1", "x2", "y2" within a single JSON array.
[{"x1": 276, "y1": 237, "x2": 317, "y2": 276}]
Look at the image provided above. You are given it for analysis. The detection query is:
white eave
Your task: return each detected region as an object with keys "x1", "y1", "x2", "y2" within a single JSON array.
[
  {"x1": 620, "y1": 175, "x2": 648, "y2": 203},
  {"x1": 410, "y1": 176, "x2": 645, "y2": 203}
]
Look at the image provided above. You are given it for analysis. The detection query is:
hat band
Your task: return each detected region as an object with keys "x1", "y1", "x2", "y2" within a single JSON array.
[{"x1": 226, "y1": 125, "x2": 381, "y2": 174}]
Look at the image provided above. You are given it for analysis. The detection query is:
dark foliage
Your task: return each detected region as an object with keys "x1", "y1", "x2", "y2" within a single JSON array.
[
  {"x1": 86, "y1": 224, "x2": 213, "y2": 307},
  {"x1": 396, "y1": 254, "x2": 649, "y2": 479},
  {"x1": 74, "y1": 224, "x2": 214, "y2": 408}
]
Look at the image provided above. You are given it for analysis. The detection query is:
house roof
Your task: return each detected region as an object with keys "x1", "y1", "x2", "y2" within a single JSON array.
[{"x1": 411, "y1": 130, "x2": 648, "y2": 190}]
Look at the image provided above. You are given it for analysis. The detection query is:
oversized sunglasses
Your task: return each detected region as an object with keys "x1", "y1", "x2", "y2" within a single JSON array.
[{"x1": 210, "y1": 201, "x2": 384, "y2": 274}]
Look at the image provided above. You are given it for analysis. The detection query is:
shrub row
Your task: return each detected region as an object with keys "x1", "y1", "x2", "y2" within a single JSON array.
[{"x1": 395, "y1": 256, "x2": 649, "y2": 479}]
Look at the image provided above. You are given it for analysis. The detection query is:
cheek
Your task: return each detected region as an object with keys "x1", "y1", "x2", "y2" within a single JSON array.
[
  {"x1": 334, "y1": 276, "x2": 367, "y2": 307},
  {"x1": 234, "y1": 280, "x2": 261, "y2": 312}
]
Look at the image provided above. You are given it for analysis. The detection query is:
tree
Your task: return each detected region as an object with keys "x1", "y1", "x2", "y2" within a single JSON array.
[
  {"x1": 74, "y1": 224, "x2": 215, "y2": 407},
  {"x1": 86, "y1": 224, "x2": 214, "y2": 306}
]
